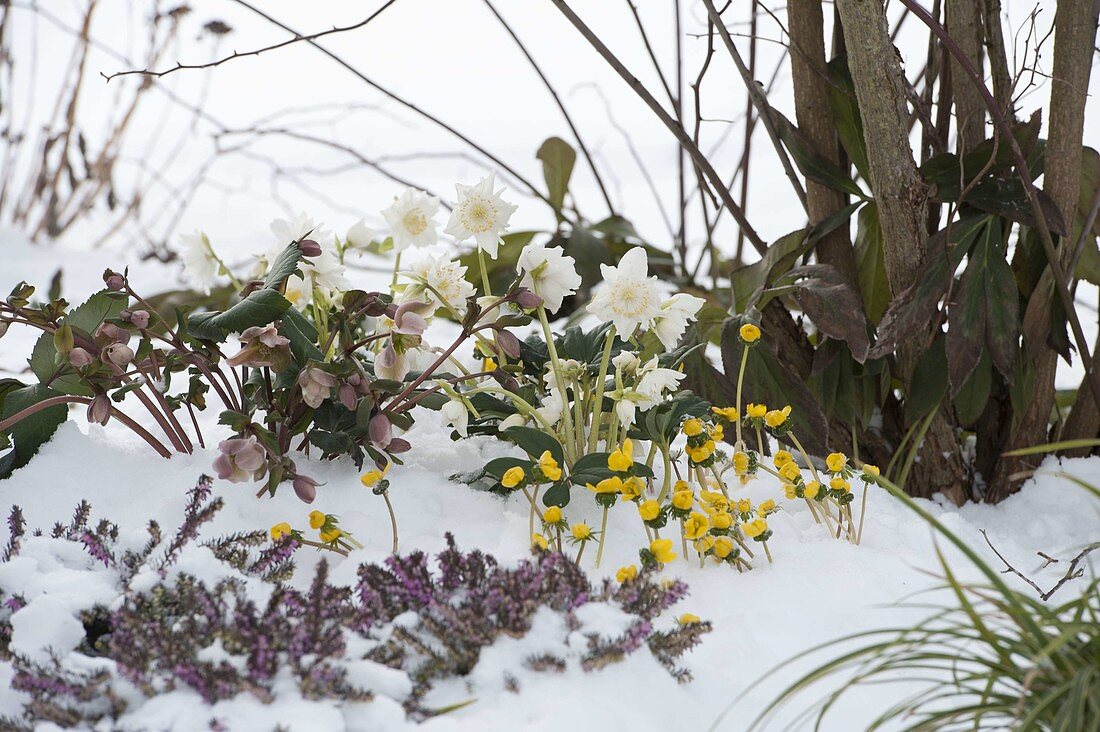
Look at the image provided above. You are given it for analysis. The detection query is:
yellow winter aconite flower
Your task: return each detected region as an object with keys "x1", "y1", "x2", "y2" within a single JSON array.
[
  {"x1": 710, "y1": 512, "x2": 733, "y2": 530},
  {"x1": 616, "y1": 565, "x2": 638, "y2": 583},
  {"x1": 320, "y1": 528, "x2": 342, "y2": 543},
  {"x1": 826, "y1": 452, "x2": 848, "y2": 473},
  {"x1": 683, "y1": 512, "x2": 710, "y2": 540},
  {"x1": 501, "y1": 466, "x2": 526, "y2": 488},
  {"x1": 695, "y1": 535, "x2": 716, "y2": 553},
  {"x1": 733, "y1": 451, "x2": 750, "y2": 474},
  {"x1": 608, "y1": 440, "x2": 634, "y2": 472},
  {"x1": 531, "y1": 533, "x2": 549, "y2": 550},
  {"x1": 712, "y1": 536, "x2": 735, "y2": 559},
  {"x1": 804, "y1": 481, "x2": 821, "y2": 499},
  {"x1": 830, "y1": 477, "x2": 851, "y2": 493},
  {"x1": 571, "y1": 523, "x2": 592, "y2": 541},
  {"x1": 739, "y1": 323, "x2": 761, "y2": 343},
  {"x1": 672, "y1": 489, "x2": 694, "y2": 510},
  {"x1": 542, "y1": 506, "x2": 562, "y2": 524},
  {"x1": 711, "y1": 406, "x2": 739, "y2": 421},
  {"x1": 308, "y1": 510, "x2": 327, "y2": 529},
  {"x1": 361, "y1": 470, "x2": 383, "y2": 488},
  {"x1": 673, "y1": 479, "x2": 689, "y2": 492},
  {"x1": 742, "y1": 518, "x2": 768, "y2": 538},
  {"x1": 746, "y1": 403, "x2": 768, "y2": 419},
  {"x1": 710, "y1": 423, "x2": 724, "y2": 442},
  {"x1": 538, "y1": 451, "x2": 563, "y2": 481},
  {"x1": 678, "y1": 613, "x2": 702, "y2": 625},
  {"x1": 758, "y1": 499, "x2": 776, "y2": 516},
  {"x1": 483, "y1": 356, "x2": 498, "y2": 372},
  {"x1": 687, "y1": 440, "x2": 716, "y2": 463},
  {"x1": 862, "y1": 464, "x2": 881, "y2": 478},
  {"x1": 270, "y1": 522, "x2": 293, "y2": 541},
  {"x1": 650, "y1": 539, "x2": 677, "y2": 563},
  {"x1": 587, "y1": 476, "x2": 623, "y2": 494},
  {"x1": 682, "y1": 418, "x2": 705, "y2": 437},
  {"x1": 773, "y1": 450, "x2": 793, "y2": 467},
  {"x1": 638, "y1": 500, "x2": 661, "y2": 521},
  {"x1": 736, "y1": 498, "x2": 752, "y2": 513},
  {"x1": 765, "y1": 406, "x2": 792, "y2": 428},
  {"x1": 619, "y1": 476, "x2": 644, "y2": 500},
  {"x1": 699, "y1": 490, "x2": 728, "y2": 511},
  {"x1": 779, "y1": 461, "x2": 801, "y2": 482},
  {"x1": 783, "y1": 484, "x2": 798, "y2": 500}
]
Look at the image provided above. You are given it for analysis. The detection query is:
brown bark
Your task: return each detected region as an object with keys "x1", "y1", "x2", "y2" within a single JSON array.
[
  {"x1": 836, "y1": 0, "x2": 966, "y2": 502},
  {"x1": 988, "y1": 0, "x2": 1099, "y2": 501},
  {"x1": 787, "y1": 0, "x2": 858, "y2": 285},
  {"x1": 981, "y1": 0, "x2": 1014, "y2": 122},
  {"x1": 946, "y1": 0, "x2": 986, "y2": 152}
]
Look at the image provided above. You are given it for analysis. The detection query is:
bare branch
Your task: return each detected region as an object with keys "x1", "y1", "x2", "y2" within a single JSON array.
[{"x1": 980, "y1": 529, "x2": 1099, "y2": 600}]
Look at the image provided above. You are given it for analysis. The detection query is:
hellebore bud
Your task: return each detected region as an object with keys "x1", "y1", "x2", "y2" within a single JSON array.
[
  {"x1": 298, "y1": 239, "x2": 323, "y2": 257},
  {"x1": 69, "y1": 347, "x2": 95, "y2": 368},
  {"x1": 86, "y1": 394, "x2": 111, "y2": 425},
  {"x1": 513, "y1": 288, "x2": 542, "y2": 310},
  {"x1": 103, "y1": 269, "x2": 126, "y2": 291},
  {"x1": 213, "y1": 436, "x2": 267, "y2": 483},
  {"x1": 129, "y1": 310, "x2": 150, "y2": 329},
  {"x1": 292, "y1": 474, "x2": 320, "y2": 503},
  {"x1": 102, "y1": 342, "x2": 135, "y2": 366},
  {"x1": 387, "y1": 438, "x2": 411, "y2": 454},
  {"x1": 369, "y1": 413, "x2": 393, "y2": 448},
  {"x1": 495, "y1": 329, "x2": 521, "y2": 359}
]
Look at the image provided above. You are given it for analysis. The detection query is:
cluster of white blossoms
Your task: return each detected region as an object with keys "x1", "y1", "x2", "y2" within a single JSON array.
[{"x1": 176, "y1": 171, "x2": 704, "y2": 441}]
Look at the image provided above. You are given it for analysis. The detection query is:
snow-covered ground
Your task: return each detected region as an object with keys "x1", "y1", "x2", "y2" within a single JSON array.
[{"x1": 1, "y1": 231, "x2": 1098, "y2": 730}]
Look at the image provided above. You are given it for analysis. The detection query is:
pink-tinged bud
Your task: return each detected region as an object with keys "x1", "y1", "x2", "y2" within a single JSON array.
[
  {"x1": 69, "y1": 347, "x2": 95, "y2": 368},
  {"x1": 226, "y1": 324, "x2": 291, "y2": 370},
  {"x1": 130, "y1": 310, "x2": 150, "y2": 329},
  {"x1": 96, "y1": 322, "x2": 130, "y2": 345},
  {"x1": 496, "y1": 329, "x2": 521, "y2": 359},
  {"x1": 103, "y1": 342, "x2": 135, "y2": 366},
  {"x1": 369, "y1": 413, "x2": 392, "y2": 448},
  {"x1": 298, "y1": 367, "x2": 338, "y2": 409},
  {"x1": 387, "y1": 438, "x2": 411, "y2": 454},
  {"x1": 86, "y1": 395, "x2": 111, "y2": 425},
  {"x1": 491, "y1": 370, "x2": 521, "y2": 394},
  {"x1": 103, "y1": 269, "x2": 126, "y2": 291},
  {"x1": 292, "y1": 474, "x2": 319, "y2": 503},
  {"x1": 514, "y1": 288, "x2": 543, "y2": 310},
  {"x1": 339, "y1": 383, "x2": 357, "y2": 411},
  {"x1": 298, "y1": 239, "x2": 323, "y2": 257}
]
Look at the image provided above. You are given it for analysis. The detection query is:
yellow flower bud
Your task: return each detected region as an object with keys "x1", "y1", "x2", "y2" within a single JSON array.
[
  {"x1": 826, "y1": 452, "x2": 848, "y2": 473},
  {"x1": 672, "y1": 489, "x2": 694, "y2": 511},
  {"x1": 361, "y1": 470, "x2": 384, "y2": 488},
  {"x1": 320, "y1": 528, "x2": 342, "y2": 543},
  {"x1": 711, "y1": 512, "x2": 733, "y2": 530},
  {"x1": 538, "y1": 451, "x2": 562, "y2": 481},
  {"x1": 531, "y1": 533, "x2": 549, "y2": 550},
  {"x1": 638, "y1": 499, "x2": 661, "y2": 521},
  {"x1": 746, "y1": 403, "x2": 768, "y2": 419},
  {"x1": 501, "y1": 466, "x2": 526, "y2": 488},
  {"x1": 571, "y1": 523, "x2": 593, "y2": 541},
  {"x1": 711, "y1": 406, "x2": 739, "y2": 421},
  {"x1": 764, "y1": 406, "x2": 792, "y2": 429},
  {"x1": 608, "y1": 441, "x2": 633, "y2": 472},
  {"x1": 713, "y1": 536, "x2": 735, "y2": 559},
  {"x1": 742, "y1": 518, "x2": 768, "y2": 538},
  {"x1": 308, "y1": 510, "x2": 327, "y2": 529},
  {"x1": 739, "y1": 323, "x2": 761, "y2": 343},
  {"x1": 736, "y1": 498, "x2": 752, "y2": 513},
  {"x1": 484, "y1": 357, "x2": 498, "y2": 372},
  {"x1": 779, "y1": 461, "x2": 801, "y2": 482},
  {"x1": 783, "y1": 484, "x2": 798, "y2": 500},
  {"x1": 804, "y1": 481, "x2": 821, "y2": 499},
  {"x1": 270, "y1": 522, "x2": 293, "y2": 541},
  {"x1": 650, "y1": 538, "x2": 677, "y2": 564},
  {"x1": 616, "y1": 565, "x2": 638, "y2": 583},
  {"x1": 773, "y1": 450, "x2": 793, "y2": 468},
  {"x1": 542, "y1": 506, "x2": 562, "y2": 524},
  {"x1": 758, "y1": 499, "x2": 776, "y2": 515},
  {"x1": 863, "y1": 464, "x2": 881, "y2": 478},
  {"x1": 682, "y1": 418, "x2": 705, "y2": 437},
  {"x1": 678, "y1": 613, "x2": 701, "y2": 625},
  {"x1": 587, "y1": 476, "x2": 623, "y2": 494},
  {"x1": 619, "y1": 476, "x2": 644, "y2": 500},
  {"x1": 733, "y1": 451, "x2": 750, "y2": 475},
  {"x1": 830, "y1": 477, "x2": 851, "y2": 493}
]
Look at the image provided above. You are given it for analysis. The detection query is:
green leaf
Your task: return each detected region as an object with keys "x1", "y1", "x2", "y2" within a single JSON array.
[
  {"x1": 536, "y1": 136, "x2": 576, "y2": 219},
  {"x1": 29, "y1": 290, "x2": 126, "y2": 396},
  {"x1": 784, "y1": 264, "x2": 870, "y2": 362},
  {"x1": 502, "y1": 426, "x2": 564, "y2": 465},
  {"x1": 906, "y1": 335, "x2": 948, "y2": 423},
  {"x1": 953, "y1": 351, "x2": 992, "y2": 426},
  {"x1": 854, "y1": 202, "x2": 890, "y2": 325},
  {"x1": 187, "y1": 288, "x2": 292, "y2": 341},
  {"x1": 542, "y1": 480, "x2": 571, "y2": 508},
  {"x1": 264, "y1": 241, "x2": 305, "y2": 289},
  {"x1": 773, "y1": 110, "x2": 864, "y2": 198},
  {"x1": 0, "y1": 385, "x2": 67, "y2": 478},
  {"x1": 279, "y1": 307, "x2": 323, "y2": 364},
  {"x1": 563, "y1": 226, "x2": 609, "y2": 290},
  {"x1": 482, "y1": 456, "x2": 532, "y2": 480}
]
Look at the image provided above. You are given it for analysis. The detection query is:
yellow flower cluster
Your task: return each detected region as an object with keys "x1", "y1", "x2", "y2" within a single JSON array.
[{"x1": 683, "y1": 417, "x2": 723, "y2": 467}]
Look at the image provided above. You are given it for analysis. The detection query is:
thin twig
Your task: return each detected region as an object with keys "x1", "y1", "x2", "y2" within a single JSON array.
[{"x1": 980, "y1": 529, "x2": 1099, "y2": 600}]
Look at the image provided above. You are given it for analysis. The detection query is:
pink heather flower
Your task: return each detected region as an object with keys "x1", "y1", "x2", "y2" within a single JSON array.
[
  {"x1": 214, "y1": 436, "x2": 267, "y2": 483},
  {"x1": 226, "y1": 325, "x2": 291, "y2": 370},
  {"x1": 298, "y1": 367, "x2": 338, "y2": 408}
]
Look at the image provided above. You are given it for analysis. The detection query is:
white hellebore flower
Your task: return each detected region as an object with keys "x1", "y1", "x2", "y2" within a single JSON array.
[
  {"x1": 611, "y1": 350, "x2": 640, "y2": 374},
  {"x1": 345, "y1": 219, "x2": 376, "y2": 253},
  {"x1": 535, "y1": 386, "x2": 566, "y2": 427},
  {"x1": 441, "y1": 398, "x2": 470, "y2": 437},
  {"x1": 653, "y1": 293, "x2": 706, "y2": 351},
  {"x1": 516, "y1": 242, "x2": 582, "y2": 313},
  {"x1": 302, "y1": 249, "x2": 350, "y2": 296},
  {"x1": 270, "y1": 212, "x2": 328, "y2": 247},
  {"x1": 179, "y1": 230, "x2": 218, "y2": 294},
  {"x1": 403, "y1": 255, "x2": 475, "y2": 313},
  {"x1": 587, "y1": 247, "x2": 662, "y2": 337},
  {"x1": 636, "y1": 357, "x2": 685, "y2": 405},
  {"x1": 444, "y1": 172, "x2": 517, "y2": 259},
  {"x1": 382, "y1": 188, "x2": 441, "y2": 251}
]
